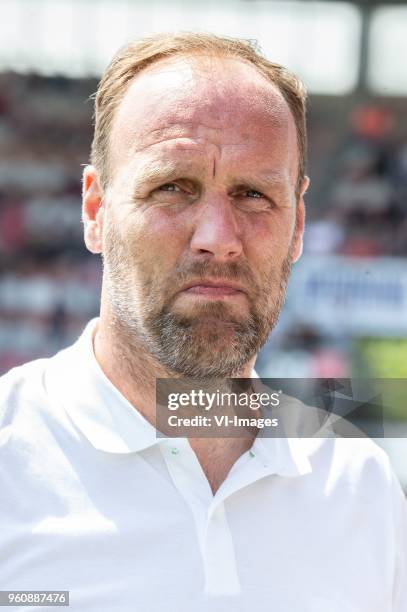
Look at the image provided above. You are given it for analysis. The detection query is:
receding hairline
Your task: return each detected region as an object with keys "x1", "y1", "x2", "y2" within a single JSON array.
[
  {"x1": 124, "y1": 50, "x2": 282, "y2": 85},
  {"x1": 118, "y1": 51, "x2": 292, "y2": 119},
  {"x1": 90, "y1": 33, "x2": 308, "y2": 196},
  {"x1": 109, "y1": 52, "x2": 298, "y2": 182},
  {"x1": 110, "y1": 51, "x2": 296, "y2": 146}
]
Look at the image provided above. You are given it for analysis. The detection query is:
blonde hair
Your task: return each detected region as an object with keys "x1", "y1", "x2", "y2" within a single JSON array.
[{"x1": 91, "y1": 32, "x2": 307, "y2": 195}]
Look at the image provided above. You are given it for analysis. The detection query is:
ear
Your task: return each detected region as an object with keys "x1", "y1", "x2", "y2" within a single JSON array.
[
  {"x1": 82, "y1": 165, "x2": 104, "y2": 254},
  {"x1": 290, "y1": 176, "x2": 309, "y2": 263}
]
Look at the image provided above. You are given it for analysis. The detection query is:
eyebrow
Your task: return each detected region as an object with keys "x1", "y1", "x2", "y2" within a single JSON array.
[
  {"x1": 131, "y1": 159, "x2": 291, "y2": 197},
  {"x1": 131, "y1": 159, "x2": 198, "y2": 194},
  {"x1": 232, "y1": 171, "x2": 290, "y2": 192}
]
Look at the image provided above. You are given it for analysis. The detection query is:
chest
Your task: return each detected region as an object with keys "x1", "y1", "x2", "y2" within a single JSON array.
[
  {"x1": 0, "y1": 441, "x2": 393, "y2": 612},
  {"x1": 1, "y1": 468, "x2": 391, "y2": 612}
]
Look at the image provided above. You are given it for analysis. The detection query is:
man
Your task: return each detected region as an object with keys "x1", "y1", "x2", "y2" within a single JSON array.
[{"x1": 0, "y1": 33, "x2": 405, "y2": 611}]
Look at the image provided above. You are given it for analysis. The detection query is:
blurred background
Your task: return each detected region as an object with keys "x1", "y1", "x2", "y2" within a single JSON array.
[{"x1": 0, "y1": 0, "x2": 406, "y2": 487}]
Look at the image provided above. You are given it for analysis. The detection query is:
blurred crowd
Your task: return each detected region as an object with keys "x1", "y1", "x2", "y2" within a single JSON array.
[
  {"x1": 304, "y1": 105, "x2": 407, "y2": 257},
  {"x1": 263, "y1": 103, "x2": 407, "y2": 380},
  {"x1": 0, "y1": 73, "x2": 101, "y2": 372},
  {"x1": 0, "y1": 72, "x2": 406, "y2": 375}
]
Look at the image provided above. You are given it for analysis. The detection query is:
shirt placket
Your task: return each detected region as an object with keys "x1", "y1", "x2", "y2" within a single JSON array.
[{"x1": 160, "y1": 438, "x2": 281, "y2": 596}]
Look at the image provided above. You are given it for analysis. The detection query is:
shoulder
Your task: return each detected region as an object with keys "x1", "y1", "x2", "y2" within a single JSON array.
[
  {"x1": 306, "y1": 436, "x2": 406, "y2": 521},
  {"x1": 0, "y1": 351, "x2": 78, "y2": 452},
  {"x1": 0, "y1": 358, "x2": 50, "y2": 429},
  {"x1": 308, "y1": 436, "x2": 394, "y2": 483},
  {"x1": 334, "y1": 436, "x2": 396, "y2": 483}
]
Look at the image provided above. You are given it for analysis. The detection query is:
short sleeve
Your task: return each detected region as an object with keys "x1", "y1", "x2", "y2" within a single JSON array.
[{"x1": 392, "y1": 471, "x2": 407, "y2": 611}]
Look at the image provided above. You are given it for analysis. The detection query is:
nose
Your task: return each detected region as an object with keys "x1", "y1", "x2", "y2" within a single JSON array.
[{"x1": 190, "y1": 194, "x2": 243, "y2": 262}]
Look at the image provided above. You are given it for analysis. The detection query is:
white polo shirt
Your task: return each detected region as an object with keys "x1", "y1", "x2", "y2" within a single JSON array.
[{"x1": 0, "y1": 319, "x2": 406, "y2": 611}]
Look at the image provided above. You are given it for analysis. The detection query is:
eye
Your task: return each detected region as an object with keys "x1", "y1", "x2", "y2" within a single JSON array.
[
  {"x1": 232, "y1": 186, "x2": 274, "y2": 212},
  {"x1": 158, "y1": 183, "x2": 181, "y2": 192},
  {"x1": 245, "y1": 189, "x2": 264, "y2": 199},
  {"x1": 147, "y1": 180, "x2": 196, "y2": 206}
]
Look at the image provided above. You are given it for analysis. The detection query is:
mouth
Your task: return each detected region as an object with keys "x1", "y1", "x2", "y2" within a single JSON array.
[{"x1": 180, "y1": 279, "x2": 246, "y2": 299}]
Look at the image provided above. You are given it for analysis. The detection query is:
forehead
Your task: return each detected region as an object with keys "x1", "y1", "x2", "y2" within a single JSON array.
[{"x1": 109, "y1": 55, "x2": 298, "y2": 177}]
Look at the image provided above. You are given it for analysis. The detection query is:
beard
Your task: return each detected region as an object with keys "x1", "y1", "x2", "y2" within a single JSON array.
[{"x1": 102, "y1": 217, "x2": 293, "y2": 379}]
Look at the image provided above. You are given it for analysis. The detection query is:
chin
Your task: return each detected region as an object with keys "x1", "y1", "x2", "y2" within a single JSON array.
[{"x1": 171, "y1": 295, "x2": 248, "y2": 321}]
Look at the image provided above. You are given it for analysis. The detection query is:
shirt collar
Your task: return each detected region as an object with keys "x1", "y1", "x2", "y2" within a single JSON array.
[
  {"x1": 46, "y1": 318, "x2": 312, "y2": 477},
  {"x1": 253, "y1": 436, "x2": 312, "y2": 477},
  {"x1": 46, "y1": 318, "x2": 158, "y2": 454}
]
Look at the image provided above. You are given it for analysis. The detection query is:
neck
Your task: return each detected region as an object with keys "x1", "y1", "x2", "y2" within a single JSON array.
[
  {"x1": 94, "y1": 316, "x2": 165, "y2": 429},
  {"x1": 93, "y1": 310, "x2": 257, "y2": 432},
  {"x1": 94, "y1": 306, "x2": 258, "y2": 492}
]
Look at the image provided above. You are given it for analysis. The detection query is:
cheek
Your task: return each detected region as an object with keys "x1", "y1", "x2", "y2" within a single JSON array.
[
  {"x1": 246, "y1": 211, "x2": 295, "y2": 265},
  {"x1": 149, "y1": 206, "x2": 186, "y2": 248},
  {"x1": 127, "y1": 207, "x2": 187, "y2": 278}
]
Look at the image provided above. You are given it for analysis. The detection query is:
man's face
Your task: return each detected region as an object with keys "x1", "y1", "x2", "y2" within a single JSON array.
[{"x1": 84, "y1": 55, "x2": 307, "y2": 378}]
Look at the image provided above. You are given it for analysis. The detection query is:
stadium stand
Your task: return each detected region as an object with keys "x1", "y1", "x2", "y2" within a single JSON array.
[{"x1": 1, "y1": 72, "x2": 407, "y2": 377}]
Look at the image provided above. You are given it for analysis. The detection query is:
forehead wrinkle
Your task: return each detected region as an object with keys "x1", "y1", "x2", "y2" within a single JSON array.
[
  {"x1": 129, "y1": 142, "x2": 295, "y2": 193},
  {"x1": 130, "y1": 109, "x2": 288, "y2": 152},
  {"x1": 131, "y1": 135, "x2": 212, "y2": 156},
  {"x1": 248, "y1": 169, "x2": 291, "y2": 185},
  {"x1": 141, "y1": 121, "x2": 224, "y2": 141},
  {"x1": 129, "y1": 121, "x2": 237, "y2": 156},
  {"x1": 128, "y1": 136, "x2": 224, "y2": 187},
  {"x1": 130, "y1": 155, "x2": 208, "y2": 192},
  {"x1": 129, "y1": 123, "x2": 197, "y2": 154}
]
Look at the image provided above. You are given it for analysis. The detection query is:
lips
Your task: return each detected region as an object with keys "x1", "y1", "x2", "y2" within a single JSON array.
[{"x1": 181, "y1": 279, "x2": 246, "y2": 297}]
